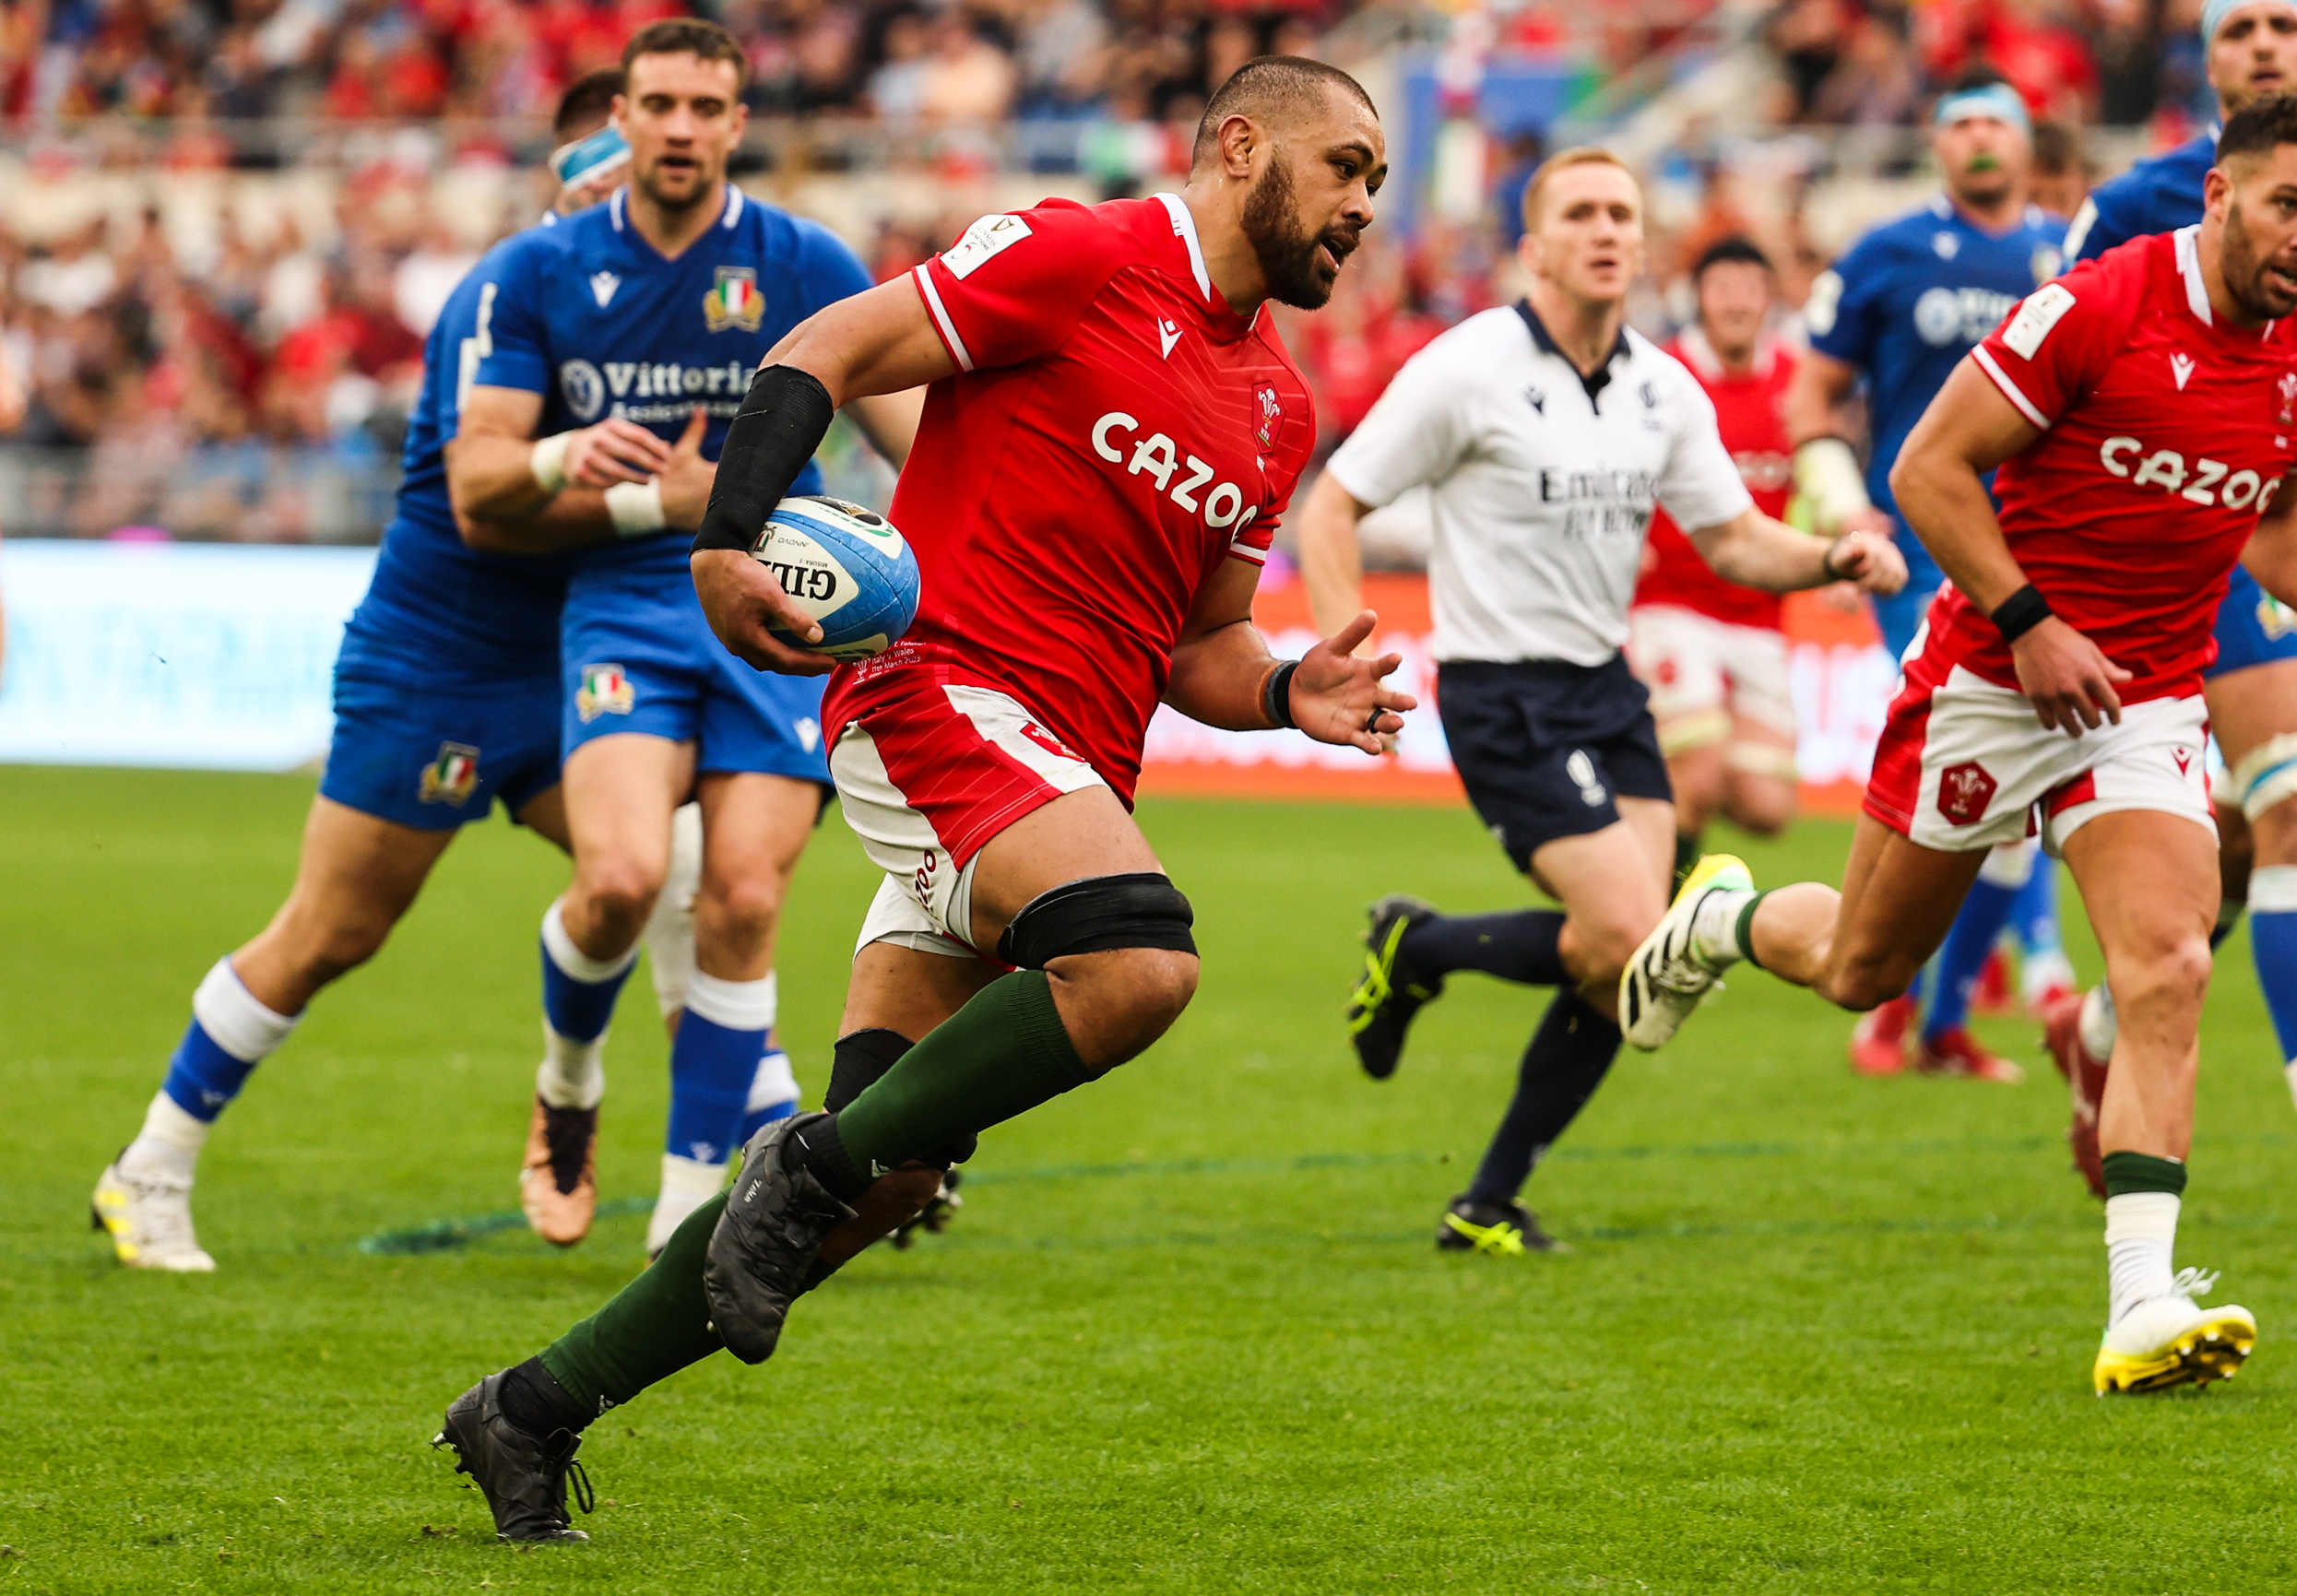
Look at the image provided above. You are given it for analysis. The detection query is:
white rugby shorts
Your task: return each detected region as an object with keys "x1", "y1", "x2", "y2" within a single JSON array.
[
  {"x1": 833, "y1": 680, "x2": 1107, "y2": 960},
  {"x1": 1625, "y1": 604, "x2": 1795, "y2": 751},
  {"x1": 1864, "y1": 661, "x2": 2213, "y2": 855}
]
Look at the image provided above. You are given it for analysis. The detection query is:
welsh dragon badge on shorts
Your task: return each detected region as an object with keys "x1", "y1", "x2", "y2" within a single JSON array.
[
  {"x1": 704, "y1": 266, "x2": 765, "y2": 333},
  {"x1": 577, "y1": 663, "x2": 635, "y2": 723},
  {"x1": 420, "y1": 742, "x2": 480, "y2": 806}
]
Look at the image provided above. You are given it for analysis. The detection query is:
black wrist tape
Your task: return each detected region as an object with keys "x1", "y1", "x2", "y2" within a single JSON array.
[
  {"x1": 1990, "y1": 584, "x2": 2053, "y2": 644},
  {"x1": 691, "y1": 365, "x2": 836, "y2": 555},
  {"x1": 1261, "y1": 660, "x2": 1301, "y2": 730}
]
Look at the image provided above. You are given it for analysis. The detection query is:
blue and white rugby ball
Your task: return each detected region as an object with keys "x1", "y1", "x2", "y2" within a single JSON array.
[{"x1": 750, "y1": 495, "x2": 920, "y2": 662}]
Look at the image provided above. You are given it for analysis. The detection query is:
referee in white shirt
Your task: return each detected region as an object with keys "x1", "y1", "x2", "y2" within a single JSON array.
[{"x1": 1299, "y1": 148, "x2": 1905, "y2": 1255}]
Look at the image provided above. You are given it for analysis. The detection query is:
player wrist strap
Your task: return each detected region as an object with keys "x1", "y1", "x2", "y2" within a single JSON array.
[
  {"x1": 1261, "y1": 660, "x2": 1300, "y2": 730},
  {"x1": 605, "y1": 479, "x2": 666, "y2": 537},
  {"x1": 1991, "y1": 584, "x2": 2054, "y2": 644},
  {"x1": 1793, "y1": 436, "x2": 1870, "y2": 531},
  {"x1": 693, "y1": 365, "x2": 837, "y2": 555},
  {"x1": 530, "y1": 432, "x2": 574, "y2": 493}
]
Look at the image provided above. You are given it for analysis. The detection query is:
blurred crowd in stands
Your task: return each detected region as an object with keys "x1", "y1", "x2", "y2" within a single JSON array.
[{"x1": 0, "y1": 0, "x2": 2207, "y2": 538}]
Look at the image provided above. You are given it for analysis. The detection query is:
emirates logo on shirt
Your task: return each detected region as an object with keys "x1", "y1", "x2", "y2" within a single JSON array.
[
  {"x1": 1936, "y1": 761, "x2": 1997, "y2": 827},
  {"x1": 1254, "y1": 382, "x2": 1284, "y2": 449}
]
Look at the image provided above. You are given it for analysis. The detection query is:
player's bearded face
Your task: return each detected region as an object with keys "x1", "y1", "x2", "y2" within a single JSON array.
[
  {"x1": 2221, "y1": 182, "x2": 2297, "y2": 319},
  {"x1": 622, "y1": 54, "x2": 746, "y2": 213},
  {"x1": 1241, "y1": 151, "x2": 1361, "y2": 311},
  {"x1": 1937, "y1": 117, "x2": 2021, "y2": 207}
]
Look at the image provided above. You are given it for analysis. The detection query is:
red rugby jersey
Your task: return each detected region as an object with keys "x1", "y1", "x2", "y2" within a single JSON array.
[
  {"x1": 1631, "y1": 329, "x2": 1797, "y2": 631},
  {"x1": 823, "y1": 195, "x2": 1314, "y2": 801},
  {"x1": 1937, "y1": 228, "x2": 2297, "y2": 702}
]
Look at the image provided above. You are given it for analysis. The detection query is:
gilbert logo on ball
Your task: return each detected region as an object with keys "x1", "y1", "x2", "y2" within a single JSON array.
[{"x1": 750, "y1": 495, "x2": 921, "y2": 662}]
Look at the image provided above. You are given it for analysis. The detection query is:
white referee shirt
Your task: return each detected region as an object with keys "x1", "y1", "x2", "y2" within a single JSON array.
[{"x1": 1324, "y1": 301, "x2": 1753, "y2": 666}]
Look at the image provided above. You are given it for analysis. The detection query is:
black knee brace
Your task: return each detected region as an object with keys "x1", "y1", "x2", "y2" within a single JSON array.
[
  {"x1": 825, "y1": 1027, "x2": 977, "y2": 1166},
  {"x1": 994, "y1": 872, "x2": 1197, "y2": 969}
]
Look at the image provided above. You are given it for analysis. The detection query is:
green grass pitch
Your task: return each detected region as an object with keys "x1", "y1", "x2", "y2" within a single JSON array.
[{"x1": 4, "y1": 765, "x2": 2294, "y2": 1592}]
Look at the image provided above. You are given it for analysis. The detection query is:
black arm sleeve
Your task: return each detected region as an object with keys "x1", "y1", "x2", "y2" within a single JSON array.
[{"x1": 691, "y1": 365, "x2": 838, "y2": 554}]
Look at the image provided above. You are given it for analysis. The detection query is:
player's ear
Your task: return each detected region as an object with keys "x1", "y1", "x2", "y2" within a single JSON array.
[
  {"x1": 2204, "y1": 163, "x2": 2235, "y2": 219},
  {"x1": 1218, "y1": 113, "x2": 1259, "y2": 180}
]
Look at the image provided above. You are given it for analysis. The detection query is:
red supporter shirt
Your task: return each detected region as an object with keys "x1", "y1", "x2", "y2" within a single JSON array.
[
  {"x1": 1631, "y1": 329, "x2": 1796, "y2": 631},
  {"x1": 823, "y1": 195, "x2": 1313, "y2": 801},
  {"x1": 1934, "y1": 228, "x2": 2297, "y2": 703}
]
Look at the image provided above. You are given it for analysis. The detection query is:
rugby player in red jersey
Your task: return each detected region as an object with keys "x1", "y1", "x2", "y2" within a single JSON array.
[
  {"x1": 1624, "y1": 94, "x2": 2297, "y2": 1392},
  {"x1": 1627, "y1": 236, "x2": 1808, "y2": 869},
  {"x1": 430, "y1": 57, "x2": 1414, "y2": 1541}
]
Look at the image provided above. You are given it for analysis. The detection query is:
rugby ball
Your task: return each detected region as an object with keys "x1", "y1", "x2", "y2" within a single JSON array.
[{"x1": 749, "y1": 495, "x2": 920, "y2": 662}]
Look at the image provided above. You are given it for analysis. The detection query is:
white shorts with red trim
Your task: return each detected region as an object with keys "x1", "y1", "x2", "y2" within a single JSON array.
[
  {"x1": 1865, "y1": 662, "x2": 2214, "y2": 855},
  {"x1": 1625, "y1": 604, "x2": 1795, "y2": 752},
  {"x1": 833, "y1": 677, "x2": 1107, "y2": 959}
]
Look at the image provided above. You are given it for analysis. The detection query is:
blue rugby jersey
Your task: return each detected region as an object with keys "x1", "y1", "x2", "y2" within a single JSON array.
[
  {"x1": 2063, "y1": 133, "x2": 2214, "y2": 265},
  {"x1": 469, "y1": 185, "x2": 874, "y2": 597},
  {"x1": 1806, "y1": 195, "x2": 2066, "y2": 518},
  {"x1": 340, "y1": 235, "x2": 572, "y2": 685}
]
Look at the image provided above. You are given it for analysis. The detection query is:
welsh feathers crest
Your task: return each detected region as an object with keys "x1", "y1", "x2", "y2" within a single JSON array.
[{"x1": 1254, "y1": 382, "x2": 1284, "y2": 449}]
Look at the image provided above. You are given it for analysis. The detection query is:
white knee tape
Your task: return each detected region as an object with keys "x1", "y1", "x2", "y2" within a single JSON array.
[
  {"x1": 644, "y1": 804, "x2": 704, "y2": 1016},
  {"x1": 2230, "y1": 733, "x2": 2297, "y2": 822},
  {"x1": 542, "y1": 899, "x2": 638, "y2": 983},
  {"x1": 2253, "y1": 866, "x2": 2297, "y2": 914},
  {"x1": 1724, "y1": 741, "x2": 1799, "y2": 781},
  {"x1": 685, "y1": 969, "x2": 777, "y2": 1032},
  {"x1": 191, "y1": 957, "x2": 299, "y2": 1062},
  {"x1": 747, "y1": 1046, "x2": 799, "y2": 1114},
  {"x1": 1977, "y1": 837, "x2": 2038, "y2": 890}
]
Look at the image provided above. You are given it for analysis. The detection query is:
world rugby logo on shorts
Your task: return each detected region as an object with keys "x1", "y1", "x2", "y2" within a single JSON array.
[
  {"x1": 560, "y1": 359, "x2": 606, "y2": 421},
  {"x1": 420, "y1": 742, "x2": 480, "y2": 806},
  {"x1": 576, "y1": 663, "x2": 635, "y2": 723}
]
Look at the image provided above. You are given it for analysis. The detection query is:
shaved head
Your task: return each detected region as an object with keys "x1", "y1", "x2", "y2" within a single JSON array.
[{"x1": 1191, "y1": 55, "x2": 1376, "y2": 171}]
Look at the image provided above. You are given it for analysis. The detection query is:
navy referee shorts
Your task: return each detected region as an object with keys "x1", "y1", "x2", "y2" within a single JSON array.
[{"x1": 1437, "y1": 654, "x2": 1673, "y2": 873}]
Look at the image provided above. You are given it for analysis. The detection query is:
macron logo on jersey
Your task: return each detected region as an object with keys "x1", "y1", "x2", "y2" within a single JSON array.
[
  {"x1": 1157, "y1": 318, "x2": 1181, "y2": 359},
  {"x1": 2171, "y1": 352, "x2": 2196, "y2": 391},
  {"x1": 589, "y1": 271, "x2": 620, "y2": 308}
]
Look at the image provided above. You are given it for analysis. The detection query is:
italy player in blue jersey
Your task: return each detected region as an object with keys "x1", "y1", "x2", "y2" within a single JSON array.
[
  {"x1": 446, "y1": 19, "x2": 917, "y2": 1258},
  {"x1": 1785, "y1": 71, "x2": 2073, "y2": 1082},
  {"x1": 2047, "y1": 0, "x2": 2297, "y2": 1186},
  {"x1": 87, "y1": 77, "x2": 669, "y2": 1272}
]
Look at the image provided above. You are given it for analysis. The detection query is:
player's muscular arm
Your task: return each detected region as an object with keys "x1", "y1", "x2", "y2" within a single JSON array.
[
  {"x1": 1784, "y1": 347, "x2": 1894, "y2": 541},
  {"x1": 1687, "y1": 508, "x2": 1906, "y2": 596},
  {"x1": 448, "y1": 387, "x2": 695, "y2": 553},
  {"x1": 841, "y1": 388, "x2": 925, "y2": 469},
  {"x1": 1294, "y1": 472, "x2": 1376, "y2": 642},
  {"x1": 2242, "y1": 473, "x2": 2297, "y2": 608},
  {"x1": 1891, "y1": 358, "x2": 2131, "y2": 735},
  {"x1": 1165, "y1": 557, "x2": 1415, "y2": 755},
  {"x1": 692, "y1": 278, "x2": 963, "y2": 673}
]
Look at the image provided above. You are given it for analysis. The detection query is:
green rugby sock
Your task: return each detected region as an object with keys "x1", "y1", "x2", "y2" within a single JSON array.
[
  {"x1": 2101, "y1": 1150, "x2": 2187, "y2": 1198},
  {"x1": 539, "y1": 1192, "x2": 727, "y2": 1415},
  {"x1": 834, "y1": 968, "x2": 1093, "y2": 1178}
]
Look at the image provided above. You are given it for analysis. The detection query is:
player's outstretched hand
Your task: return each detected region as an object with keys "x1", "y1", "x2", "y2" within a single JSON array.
[
  {"x1": 564, "y1": 418, "x2": 676, "y2": 488},
  {"x1": 1292, "y1": 611, "x2": 1416, "y2": 756},
  {"x1": 1825, "y1": 527, "x2": 1908, "y2": 596},
  {"x1": 691, "y1": 548, "x2": 835, "y2": 676},
  {"x1": 2011, "y1": 616, "x2": 2131, "y2": 736},
  {"x1": 658, "y1": 408, "x2": 716, "y2": 529}
]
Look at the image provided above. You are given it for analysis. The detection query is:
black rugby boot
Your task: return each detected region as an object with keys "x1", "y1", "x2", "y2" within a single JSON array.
[
  {"x1": 1346, "y1": 894, "x2": 1444, "y2": 1080},
  {"x1": 704, "y1": 1114, "x2": 855, "y2": 1365},
  {"x1": 433, "y1": 1373, "x2": 594, "y2": 1543},
  {"x1": 1435, "y1": 1194, "x2": 1569, "y2": 1256}
]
